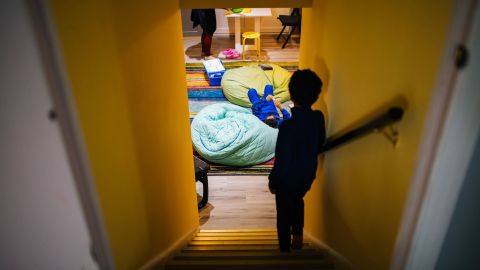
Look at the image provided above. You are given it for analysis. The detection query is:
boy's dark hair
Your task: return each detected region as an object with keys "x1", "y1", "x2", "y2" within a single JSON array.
[
  {"x1": 288, "y1": 69, "x2": 323, "y2": 107},
  {"x1": 264, "y1": 118, "x2": 278, "y2": 128}
]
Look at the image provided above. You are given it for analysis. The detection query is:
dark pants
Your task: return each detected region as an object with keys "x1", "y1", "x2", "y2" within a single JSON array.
[
  {"x1": 275, "y1": 193, "x2": 305, "y2": 251},
  {"x1": 191, "y1": 9, "x2": 216, "y2": 56}
]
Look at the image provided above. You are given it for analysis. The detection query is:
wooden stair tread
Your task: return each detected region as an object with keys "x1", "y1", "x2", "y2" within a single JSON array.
[
  {"x1": 196, "y1": 232, "x2": 278, "y2": 237},
  {"x1": 190, "y1": 240, "x2": 279, "y2": 245},
  {"x1": 166, "y1": 258, "x2": 334, "y2": 267},
  {"x1": 164, "y1": 229, "x2": 335, "y2": 270},
  {"x1": 198, "y1": 228, "x2": 277, "y2": 233},
  {"x1": 183, "y1": 244, "x2": 317, "y2": 251},
  {"x1": 175, "y1": 250, "x2": 326, "y2": 259},
  {"x1": 193, "y1": 235, "x2": 279, "y2": 241}
]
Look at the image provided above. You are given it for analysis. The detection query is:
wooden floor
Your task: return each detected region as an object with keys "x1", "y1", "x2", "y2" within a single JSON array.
[
  {"x1": 196, "y1": 176, "x2": 277, "y2": 229},
  {"x1": 183, "y1": 34, "x2": 300, "y2": 63}
]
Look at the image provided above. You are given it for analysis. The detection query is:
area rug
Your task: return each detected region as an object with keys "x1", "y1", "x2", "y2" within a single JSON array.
[
  {"x1": 187, "y1": 61, "x2": 298, "y2": 175},
  {"x1": 194, "y1": 154, "x2": 276, "y2": 176}
]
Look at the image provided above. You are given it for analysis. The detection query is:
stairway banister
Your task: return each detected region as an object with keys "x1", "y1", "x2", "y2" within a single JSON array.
[{"x1": 320, "y1": 106, "x2": 404, "y2": 153}]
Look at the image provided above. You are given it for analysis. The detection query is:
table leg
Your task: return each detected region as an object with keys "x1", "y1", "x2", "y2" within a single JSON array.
[
  {"x1": 254, "y1": 17, "x2": 261, "y2": 50},
  {"x1": 235, "y1": 17, "x2": 241, "y2": 51}
]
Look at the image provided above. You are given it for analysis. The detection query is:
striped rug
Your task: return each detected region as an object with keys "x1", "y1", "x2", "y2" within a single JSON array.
[
  {"x1": 202, "y1": 156, "x2": 276, "y2": 176},
  {"x1": 187, "y1": 61, "x2": 298, "y2": 175}
]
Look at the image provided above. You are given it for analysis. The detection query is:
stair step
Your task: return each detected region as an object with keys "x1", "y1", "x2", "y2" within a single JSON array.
[
  {"x1": 196, "y1": 231, "x2": 278, "y2": 237},
  {"x1": 190, "y1": 240, "x2": 280, "y2": 245},
  {"x1": 182, "y1": 244, "x2": 317, "y2": 252},
  {"x1": 198, "y1": 228, "x2": 277, "y2": 233},
  {"x1": 163, "y1": 229, "x2": 335, "y2": 270},
  {"x1": 193, "y1": 235, "x2": 279, "y2": 241},
  {"x1": 175, "y1": 250, "x2": 326, "y2": 260},
  {"x1": 165, "y1": 259, "x2": 334, "y2": 270},
  {"x1": 183, "y1": 245, "x2": 278, "y2": 251}
]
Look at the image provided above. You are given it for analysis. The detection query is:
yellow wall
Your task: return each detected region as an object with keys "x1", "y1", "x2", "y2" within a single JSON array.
[
  {"x1": 51, "y1": 0, "x2": 455, "y2": 269},
  {"x1": 110, "y1": 0, "x2": 199, "y2": 254},
  {"x1": 301, "y1": 1, "x2": 454, "y2": 269},
  {"x1": 50, "y1": 0, "x2": 198, "y2": 269}
]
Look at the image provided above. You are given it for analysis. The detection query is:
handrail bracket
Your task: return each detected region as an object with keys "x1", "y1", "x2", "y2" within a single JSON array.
[{"x1": 375, "y1": 124, "x2": 399, "y2": 148}]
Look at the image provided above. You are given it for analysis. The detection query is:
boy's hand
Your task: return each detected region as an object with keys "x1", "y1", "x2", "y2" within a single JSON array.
[
  {"x1": 274, "y1": 99, "x2": 282, "y2": 108},
  {"x1": 266, "y1": 95, "x2": 274, "y2": 101}
]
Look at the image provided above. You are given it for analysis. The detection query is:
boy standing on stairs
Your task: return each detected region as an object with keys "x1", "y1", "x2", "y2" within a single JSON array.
[{"x1": 268, "y1": 69, "x2": 326, "y2": 252}]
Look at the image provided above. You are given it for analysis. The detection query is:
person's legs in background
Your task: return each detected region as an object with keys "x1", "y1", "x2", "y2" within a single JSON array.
[{"x1": 201, "y1": 32, "x2": 213, "y2": 56}]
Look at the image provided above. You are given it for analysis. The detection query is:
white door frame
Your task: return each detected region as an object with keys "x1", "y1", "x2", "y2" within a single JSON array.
[
  {"x1": 28, "y1": 1, "x2": 115, "y2": 269},
  {"x1": 391, "y1": 0, "x2": 480, "y2": 269},
  {"x1": 27, "y1": 0, "x2": 480, "y2": 269}
]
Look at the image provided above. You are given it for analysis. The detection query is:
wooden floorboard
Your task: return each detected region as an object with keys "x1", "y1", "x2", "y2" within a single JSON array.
[
  {"x1": 184, "y1": 34, "x2": 300, "y2": 63},
  {"x1": 196, "y1": 175, "x2": 277, "y2": 229}
]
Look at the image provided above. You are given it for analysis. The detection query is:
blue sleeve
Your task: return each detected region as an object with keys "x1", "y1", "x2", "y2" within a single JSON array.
[
  {"x1": 281, "y1": 109, "x2": 291, "y2": 120},
  {"x1": 277, "y1": 108, "x2": 291, "y2": 126}
]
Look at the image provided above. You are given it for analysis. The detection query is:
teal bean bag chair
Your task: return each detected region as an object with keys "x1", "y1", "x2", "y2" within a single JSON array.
[
  {"x1": 191, "y1": 103, "x2": 278, "y2": 166},
  {"x1": 221, "y1": 64, "x2": 291, "y2": 107}
]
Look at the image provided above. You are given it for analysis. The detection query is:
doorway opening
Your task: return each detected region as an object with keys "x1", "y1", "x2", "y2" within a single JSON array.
[{"x1": 181, "y1": 7, "x2": 301, "y2": 229}]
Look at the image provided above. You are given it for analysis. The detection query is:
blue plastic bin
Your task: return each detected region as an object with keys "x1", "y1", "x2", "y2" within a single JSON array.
[
  {"x1": 203, "y1": 59, "x2": 225, "y2": 86},
  {"x1": 208, "y1": 72, "x2": 224, "y2": 86}
]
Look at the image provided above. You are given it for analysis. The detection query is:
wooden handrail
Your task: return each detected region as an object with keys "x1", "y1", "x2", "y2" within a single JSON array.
[{"x1": 320, "y1": 107, "x2": 404, "y2": 153}]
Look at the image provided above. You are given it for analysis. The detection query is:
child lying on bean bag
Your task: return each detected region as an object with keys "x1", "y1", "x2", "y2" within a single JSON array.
[{"x1": 221, "y1": 64, "x2": 291, "y2": 107}]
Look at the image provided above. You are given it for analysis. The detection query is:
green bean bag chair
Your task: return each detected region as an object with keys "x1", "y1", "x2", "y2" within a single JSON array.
[
  {"x1": 221, "y1": 64, "x2": 291, "y2": 107},
  {"x1": 191, "y1": 103, "x2": 278, "y2": 166}
]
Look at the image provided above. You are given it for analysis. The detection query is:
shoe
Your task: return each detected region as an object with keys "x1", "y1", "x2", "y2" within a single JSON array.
[
  {"x1": 220, "y1": 48, "x2": 240, "y2": 59},
  {"x1": 291, "y1": 235, "x2": 303, "y2": 250}
]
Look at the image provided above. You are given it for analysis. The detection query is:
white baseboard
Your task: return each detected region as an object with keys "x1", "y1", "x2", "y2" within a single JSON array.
[
  {"x1": 139, "y1": 227, "x2": 198, "y2": 270},
  {"x1": 304, "y1": 231, "x2": 353, "y2": 270}
]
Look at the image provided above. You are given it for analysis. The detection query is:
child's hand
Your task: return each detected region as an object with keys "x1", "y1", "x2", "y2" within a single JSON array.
[
  {"x1": 266, "y1": 95, "x2": 274, "y2": 101},
  {"x1": 274, "y1": 99, "x2": 282, "y2": 108}
]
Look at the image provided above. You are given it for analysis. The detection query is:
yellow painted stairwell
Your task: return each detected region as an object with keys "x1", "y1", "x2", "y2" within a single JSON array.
[{"x1": 164, "y1": 229, "x2": 336, "y2": 270}]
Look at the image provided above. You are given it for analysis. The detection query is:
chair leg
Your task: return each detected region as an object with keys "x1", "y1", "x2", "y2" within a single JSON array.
[
  {"x1": 257, "y1": 37, "x2": 261, "y2": 59},
  {"x1": 276, "y1": 25, "x2": 287, "y2": 41},
  {"x1": 282, "y1": 25, "x2": 297, "y2": 48},
  {"x1": 198, "y1": 172, "x2": 209, "y2": 209},
  {"x1": 242, "y1": 37, "x2": 245, "y2": 60}
]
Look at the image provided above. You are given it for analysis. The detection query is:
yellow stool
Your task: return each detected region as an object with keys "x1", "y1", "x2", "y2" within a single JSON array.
[{"x1": 242, "y1": 32, "x2": 261, "y2": 60}]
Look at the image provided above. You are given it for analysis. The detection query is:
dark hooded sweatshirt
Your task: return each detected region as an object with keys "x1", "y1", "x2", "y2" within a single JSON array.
[{"x1": 268, "y1": 107, "x2": 326, "y2": 196}]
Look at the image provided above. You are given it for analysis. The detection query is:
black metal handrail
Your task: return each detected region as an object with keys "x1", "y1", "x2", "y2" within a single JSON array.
[{"x1": 320, "y1": 106, "x2": 404, "y2": 153}]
